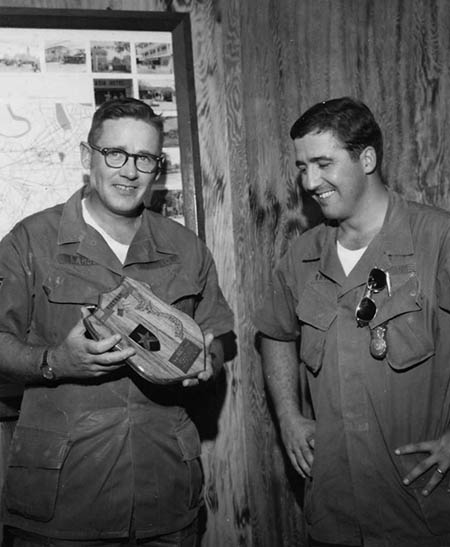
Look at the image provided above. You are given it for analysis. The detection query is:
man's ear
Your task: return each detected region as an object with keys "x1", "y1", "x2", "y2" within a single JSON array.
[
  {"x1": 360, "y1": 146, "x2": 377, "y2": 174},
  {"x1": 80, "y1": 142, "x2": 92, "y2": 170}
]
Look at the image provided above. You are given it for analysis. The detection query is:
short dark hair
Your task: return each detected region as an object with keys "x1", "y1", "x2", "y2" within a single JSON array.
[
  {"x1": 290, "y1": 97, "x2": 383, "y2": 169},
  {"x1": 87, "y1": 97, "x2": 164, "y2": 145}
]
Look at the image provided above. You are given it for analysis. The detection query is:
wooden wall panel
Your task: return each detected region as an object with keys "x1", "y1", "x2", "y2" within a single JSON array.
[
  {"x1": 186, "y1": 3, "x2": 254, "y2": 544},
  {"x1": 207, "y1": 0, "x2": 302, "y2": 544}
]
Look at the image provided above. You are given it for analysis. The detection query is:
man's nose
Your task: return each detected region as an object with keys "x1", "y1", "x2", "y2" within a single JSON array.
[
  {"x1": 120, "y1": 155, "x2": 139, "y2": 178},
  {"x1": 301, "y1": 164, "x2": 320, "y2": 192}
]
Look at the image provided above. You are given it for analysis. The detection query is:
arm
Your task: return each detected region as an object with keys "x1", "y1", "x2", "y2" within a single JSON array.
[
  {"x1": 0, "y1": 312, "x2": 136, "y2": 384},
  {"x1": 182, "y1": 243, "x2": 234, "y2": 387},
  {"x1": 0, "y1": 225, "x2": 136, "y2": 384},
  {"x1": 182, "y1": 331, "x2": 231, "y2": 387},
  {"x1": 261, "y1": 335, "x2": 315, "y2": 477},
  {"x1": 394, "y1": 226, "x2": 450, "y2": 495}
]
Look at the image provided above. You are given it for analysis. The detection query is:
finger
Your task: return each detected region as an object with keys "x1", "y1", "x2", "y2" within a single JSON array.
[
  {"x1": 89, "y1": 363, "x2": 126, "y2": 376},
  {"x1": 421, "y1": 468, "x2": 447, "y2": 496},
  {"x1": 80, "y1": 306, "x2": 94, "y2": 319},
  {"x1": 402, "y1": 456, "x2": 435, "y2": 485},
  {"x1": 87, "y1": 334, "x2": 123, "y2": 354},
  {"x1": 97, "y1": 347, "x2": 135, "y2": 365},
  {"x1": 204, "y1": 331, "x2": 214, "y2": 350},
  {"x1": 294, "y1": 445, "x2": 313, "y2": 477},
  {"x1": 70, "y1": 315, "x2": 92, "y2": 337},
  {"x1": 287, "y1": 449, "x2": 306, "y2": 478},
  {"x1": 182, "y1": 378, "x2": 199, "y2": 387},
  {"x1": 395, "y1": 441, "x2": 434, "y2": 455},
  {"x1": 200, "y1": 360, "x2": 213, "y2": 380}
]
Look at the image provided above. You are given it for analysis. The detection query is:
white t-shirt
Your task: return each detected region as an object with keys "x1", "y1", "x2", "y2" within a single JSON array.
[
  {"x1": 81, "y1": 199, "x2": 130, "y2": 264},
  {"x1": 337, "y1": 240, "x2": 368, "y2": 276}
]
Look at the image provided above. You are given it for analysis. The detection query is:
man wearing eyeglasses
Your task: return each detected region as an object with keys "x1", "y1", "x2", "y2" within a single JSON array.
[
  {"x1": 256, "y1": 97, "x2": 450, "y2": 546},
  {"x1": 0, "y1": 98, "x2": 234, "y2": 547}
]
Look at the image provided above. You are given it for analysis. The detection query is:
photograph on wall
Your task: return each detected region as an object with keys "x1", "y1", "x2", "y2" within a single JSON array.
[
  {"x1": 91, "y1": 41, "x2": 131, "y2": 73},
  {"x1": 0, "y1": 38, "x2": 40, "y2": 72},
  {"x1": 137, "y1": 77, "x2": 176, "y2": 115},
  {"x1": 148, "y1": 142, "x2": 183, "y2": 224},
  {"x1": 148, "y1": 188, "x2": 184, "y2": 224},
  {"x1": 93, "y1": 78, "x2": 133, "y2": 107},
  {"x1": 163, "y1": 147, "x2": 181, "y2": 184},
  {"x1": 0, "y1": 27, "x2": 183, "y2": 239},
  {"x1": 45, "y1": 40, "x2": 87, "y2": 72},
  {"x1": 135, "y1": 42, "x2": 173, "y2": 74},
  {"x1": 162, "y1": 115, "x2": 179, "y2": 147}
]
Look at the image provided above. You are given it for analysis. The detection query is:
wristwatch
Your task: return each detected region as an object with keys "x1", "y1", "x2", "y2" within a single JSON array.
[{"x1": 40, "y1": 348, "x2": 56, "y2": 381}]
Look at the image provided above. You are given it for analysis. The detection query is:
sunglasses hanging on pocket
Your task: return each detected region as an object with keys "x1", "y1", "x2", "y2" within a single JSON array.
[
  {"x1": 355, "y1": 268, "x2": 391, "y2": 327},
  {"x1": 355, "y1": 268, "x2": 391, "y2": 360}
]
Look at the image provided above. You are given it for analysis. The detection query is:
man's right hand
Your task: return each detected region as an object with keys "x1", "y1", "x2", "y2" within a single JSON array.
[
  {"x1": 279, "y1": 410, "x2": 316, "y2": 478},
  {"x1": 48, "y1": 309, "x2": 136, "y2": 380}
]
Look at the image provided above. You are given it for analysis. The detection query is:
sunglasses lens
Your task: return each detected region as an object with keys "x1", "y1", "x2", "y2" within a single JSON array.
[
  {"x1": 356, "y1": 296, "x2": 377, "y2": 324},
  {"x1": 367, "y1": 268, "x2": 386, "y2": 292}
]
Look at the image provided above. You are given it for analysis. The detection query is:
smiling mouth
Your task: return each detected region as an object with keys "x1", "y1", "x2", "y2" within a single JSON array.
[
  {"x1": 315, "y1": 189, "x2": 335, "y2": 201},
  {"x1": 114, "y1": 184, "x2": 138, "y2": 192}
]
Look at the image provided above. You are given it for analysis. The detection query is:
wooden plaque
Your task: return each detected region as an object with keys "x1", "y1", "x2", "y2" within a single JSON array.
[{"x1": 84, "y1": 277, "x2": 206, "y2": 384}]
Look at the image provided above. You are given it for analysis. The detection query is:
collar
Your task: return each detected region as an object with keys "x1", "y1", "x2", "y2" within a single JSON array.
[
  {"x1": 57, "y1": 187, "x2": 179, "y2": 265},
  {"x1": 301, "y1": 189, "x2": 416, "y2": 288},
  {"x1": 57, "y1": 187, "x2": 87, "y2": 245},
  {"x1": 375, "y1": 189, "x2": 415, "y2": 257}
]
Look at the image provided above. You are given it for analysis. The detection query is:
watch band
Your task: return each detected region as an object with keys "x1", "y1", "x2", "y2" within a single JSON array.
[{"x1": 40, "y1": 348, "x2": 56, "y2": 381}]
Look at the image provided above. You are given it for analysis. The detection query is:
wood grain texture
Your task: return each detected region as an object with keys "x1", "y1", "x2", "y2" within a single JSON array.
[
  {"x1": 188, "y1": 1, "x2": 254, "y2": 545},
  {"x1": 84, "y1": 277, "x2": 206, "y2": 383}
]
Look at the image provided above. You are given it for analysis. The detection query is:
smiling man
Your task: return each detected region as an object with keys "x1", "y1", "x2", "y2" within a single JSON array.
[
  {"x1": 0, "y1": 98, "x2": 234, "y2": 547},
  {"x1": 255, "y1": 97, "x2": 450, "y2": 546}
]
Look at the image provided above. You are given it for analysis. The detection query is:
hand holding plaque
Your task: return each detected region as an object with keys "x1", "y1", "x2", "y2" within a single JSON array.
[{"x1": 83, "y1": 277, "x2": 206, "y2": 384}]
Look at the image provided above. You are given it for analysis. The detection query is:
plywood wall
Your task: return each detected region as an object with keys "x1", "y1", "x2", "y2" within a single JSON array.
[{"x1": 1, "y1": 1, "x2": 450, "y2": 546}]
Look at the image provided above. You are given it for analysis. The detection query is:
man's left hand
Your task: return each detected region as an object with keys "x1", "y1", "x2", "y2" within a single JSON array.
[
  {"x1": 182, "y1": 332, "x2": 221, "y2": 387},
  {"x1": 395, "y1": 429, "x2": 450, "y2": 496}
]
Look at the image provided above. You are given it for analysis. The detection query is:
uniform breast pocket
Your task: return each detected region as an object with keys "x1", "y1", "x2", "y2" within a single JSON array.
[
  {"x1": 296, "y1": 284, "x2": 337, "y2": 374},
  {"x1": 43, "y1": 265, "x2": 110, "y2": 305},
  {"x1": 372, "y1": 275, "x2": 435, "y2": 370}
]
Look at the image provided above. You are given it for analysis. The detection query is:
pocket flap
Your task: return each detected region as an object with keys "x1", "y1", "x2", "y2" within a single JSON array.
[
  {"x1": 296, "y1": 283, "x2": 337, "y2": 331},
  {"x1": 43, "y1": 265, "x2": 106, "y2": 305},
  {"x1": 372, "y1": 276, "x2": 435, "y2": 370},
  {"x1": 372, "y1": 275, "x2": 421, "y2": 327},
  {"x1": 176, "y1": 420, "x2": 201, "y2": 461},
  {"x1": 9, "y1": 426, "x2": 70, "y2": 469}
]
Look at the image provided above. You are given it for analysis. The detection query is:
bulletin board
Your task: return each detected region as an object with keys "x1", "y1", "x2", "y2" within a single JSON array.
[{"x1": 0, "y1": 7, "x2": 204, "y2": 239}]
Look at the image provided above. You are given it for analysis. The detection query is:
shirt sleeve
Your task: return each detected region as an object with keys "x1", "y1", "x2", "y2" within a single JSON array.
[
  {"x1": 193, "y1": 244, "x2": 234, "y2": 338},
  {"x1": 436, "y1": 224, "x2": 450, "y2": 313},
  {"x1": 0, "y1": 228, "x2": 33, "y2": 340},
  {"x1": 253, "y1": 250, "x2": 300, "y2": 341}
]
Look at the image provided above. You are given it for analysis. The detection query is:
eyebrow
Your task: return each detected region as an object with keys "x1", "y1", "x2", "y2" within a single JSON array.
[
  {"x1": 295, "y1": 155, "x2": 333, "y2": 167},
  {"x1": 102, "y1": 145, "x2": 156, "y2": 156}
]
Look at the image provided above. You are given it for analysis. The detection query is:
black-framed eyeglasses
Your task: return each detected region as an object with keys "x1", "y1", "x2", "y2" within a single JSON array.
[
  {"x1": 355, "y1": 268, "x2": 390, "y2": 327},
  {"x1": 88, "y1": 142, "x2": 165, "y2": 174}
]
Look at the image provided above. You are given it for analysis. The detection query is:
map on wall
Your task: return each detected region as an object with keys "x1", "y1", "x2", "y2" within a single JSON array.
[
  {"x1": 0, "y1": 102, "x2": 92, "y2": 239},
  {"x1": 0, "y1": 27, "x2": 181, "y2": 241}
]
